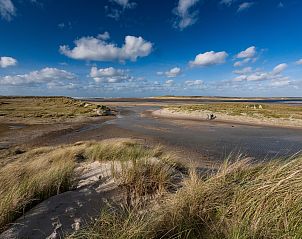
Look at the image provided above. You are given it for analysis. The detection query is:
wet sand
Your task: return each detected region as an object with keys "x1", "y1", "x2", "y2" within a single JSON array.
[
  {"x1": 1, "y1": 98, "x2": 302, "y2": 238},
  {"x1": 0, "y1": 117, "x2": 114, "y2": 165},
  {"x1": 1, "y1": 99, "x2": 302, "y2": 165},
  {"x1": 110, "y1": 106, "x2": 302, "y2": 161}
]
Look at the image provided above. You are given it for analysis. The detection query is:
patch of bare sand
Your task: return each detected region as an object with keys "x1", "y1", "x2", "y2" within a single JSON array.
[
  {"x1": 0, "y1": 138, "x2": 152, "y2": 239},
  {"x1": 0, "y1": 161, "x2": 118, "y2": 239},
  {"x1": 152, "y1": 108, "x2": 302, "y2": 129}
]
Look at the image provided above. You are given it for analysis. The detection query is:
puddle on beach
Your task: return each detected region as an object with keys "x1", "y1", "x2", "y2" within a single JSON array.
[
  {"x1": 8, "y1": 124, "x2": 26, "y2": 130},
  {"x1": 0, "y1": 143, "x2": 9, "y2": 150},
  {"x1": 0, "y1": 124, "x2": 26, "y2": 133},
  {"x1": 75, "y1": 123, "x2": 105, "y2": 133}
]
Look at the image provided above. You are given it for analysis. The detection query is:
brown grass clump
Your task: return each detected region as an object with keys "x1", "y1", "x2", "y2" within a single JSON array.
[
  {"x1": 4, "y1": 138, "x2": 302, "y2": 239},
  {"x1": 114, "y1": 154, "x2": 181, "y2": 205},
  {"x1": 0, "y1": 139, "x2": 178, "y2": 233},
  {"x1": 85, "y1": 139, "x2": 182, "y2": 204},
  {"x1": 0, "y1": 145, "x2": 81, "y2": 231},
  {"x1": 84, "y1": 139, "x2": 163, "y2": 162},
  {"x1": 146, "y1": 156, "x2": 302, "y2": 239},
  {"x1": 67, "y1": 205, "x2": 152, "y2": 239},
  {"x1": 69, "y1": 155, "x2": 302, "y2": 239}
]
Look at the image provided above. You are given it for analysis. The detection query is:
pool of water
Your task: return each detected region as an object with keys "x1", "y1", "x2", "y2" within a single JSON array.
[{"x1": 103, "y1": 105, "x2": 302, "y2": 161}]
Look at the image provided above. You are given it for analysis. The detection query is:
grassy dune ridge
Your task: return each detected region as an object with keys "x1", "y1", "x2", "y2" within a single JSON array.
[
  {"x1": 0, "y1": 145, "x2": 79, "y2": 231},
  {"x1": 166, "y1": 103, "x2": 302, "y2": 120},
  {"x1": 2, "y1": 137, "x2": 302, "y2": 238},
  {"x1": 0, "y1": 97, "x2": 111, "y2": 123},
  {"x1": 0, "y1": 139, "x2": 176, "y2": 232},
  {"x1": 69, "y1": 155, "x2": 302, "y2": 239}
]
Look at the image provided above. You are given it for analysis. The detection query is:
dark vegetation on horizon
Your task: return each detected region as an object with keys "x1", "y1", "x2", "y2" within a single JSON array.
[
  {"x1": 0, "y1": 97, "x2": 111, "y2": 121},
  {"x1": 167, "y1": 103, "x2": 302, "y2": 120}
]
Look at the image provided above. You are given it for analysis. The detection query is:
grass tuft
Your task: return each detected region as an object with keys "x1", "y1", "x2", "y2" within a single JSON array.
[
  {"x1": 69, "y1": 154, "x2": 302, "y2": 239},
  {"x1": 84, "y1": 140, "x2": 162, "y2": 162},
  {"x1": 114, "y1": 154, "x2": 181, "y2": 205},
  {"x1": 0, "y1": 139, "x2": 177, "y2": 233},
  {"x1": 0, "y1": 146, "x2": 80, "y2": 231}
]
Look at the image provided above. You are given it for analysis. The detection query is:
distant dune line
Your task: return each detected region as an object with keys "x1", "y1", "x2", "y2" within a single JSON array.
[{"x1": 152, "y1": 108, "x2": 302, "y2": 129}]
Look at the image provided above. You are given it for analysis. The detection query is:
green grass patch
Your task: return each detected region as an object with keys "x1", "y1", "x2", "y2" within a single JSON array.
[
  {"x1": 84, "y1": 140, "x2": 163, "y2": 162},
  {"x1": 0, "y1": 97, "x2": 108, "y2": 122},
  {"x1": 167, "y1": 103, "x2": 302, "y2": 120}
]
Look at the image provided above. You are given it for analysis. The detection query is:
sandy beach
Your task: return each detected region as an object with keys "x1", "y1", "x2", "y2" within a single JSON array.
[
  {"x1": 2, "y1": 97, "x2": 302, "y2": 238},
  {"x1": 152, "y1": 108, "x2": 302, "y2": 129}
]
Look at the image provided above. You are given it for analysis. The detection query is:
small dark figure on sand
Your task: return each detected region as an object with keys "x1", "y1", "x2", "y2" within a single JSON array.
[{"x1": 207, "y1": 114, "x2": 217, "y2": 120}]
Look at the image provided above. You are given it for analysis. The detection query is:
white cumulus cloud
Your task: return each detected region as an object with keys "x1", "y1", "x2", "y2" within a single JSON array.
[
  {"x1": 184, "y1": 80, "x2": 205, "y2": 89},
  {"x1": 232, "y1": 63, "x2": 289, "y2": 85},
  {"x1": 236, "y1": 46, "x2": 256, "y2": 59},
  {"x1": 189, "y1": 51, "x2": 228, "y2": 67},
  {"x1": 234, "y1": 46, "x2": 257, "y2": 67},
  {"x1": 60, "y1": 34, "x2": 153, "y2": 62},
  {"x1": 270, "y1": 77, "x2": 290, "y2": 87},
  {"x1": 89, "y1": 66, "x2": 134, "y2": 83},
  {"x1": 0, "y1": 0, "x2": 15, "y2": 21},
  {"x1": 0, "y1": 56, "x2": 17, "y2": 68},
  {"x1": 233, "y1": 67, "x2": 253, "y2": 75},
  {"x1": 0, "y1": 67, "x2": 77, "y2": 86},
  {"x1": 159, "y1": 67, "x2": 182, "y2": 78},
  {"x1": 173, "y1": 0, "x2": 200, "y2": 30},
  {"x1": 296, "y1": 59, "x2": 302, "y2": 65},
  {"x1": 165, "y1": 79, "x2": 174, "y2": 85},
  {"x1": 237, "y1": 2, "x2": 254, "y2": 12},
  {"x1": 97, "y1": 32, "x2": 110, "y2": 40},
  {"x1": 233, "y1": 75, "x2": 248, "y2": 82},
  {"x1": 272, "y1": 63, "x2": 287, "y2": 75},
  {"x1": 233, "y1": 58, "x2": 252, "y2": 67},
  {"x1": 185, "y1": 79, "x2": 204, "y2": 86}
]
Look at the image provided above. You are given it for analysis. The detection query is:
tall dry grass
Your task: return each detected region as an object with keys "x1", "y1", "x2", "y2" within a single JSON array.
[
  {"x1": 4, "y1": 139, "x2": 301, "y2": 238},
  {"x1": 84, "y1": 140, "x2": 163, "y2": 162},
  {"x1": 0, "y1": 139, "x2": 175, "y2": 233},
  {"x1": 114, "y1": 155, "x2": 181, "y2": 206},
  {"x1": 69, "y1": 155, "x2": 302, "y2": 239},
  {"x1": 85, "y1": 139, "x2": 182, "y2": 204},
  {"x1": 0, "y1": 145, "x2": 83, "y2": 231}
]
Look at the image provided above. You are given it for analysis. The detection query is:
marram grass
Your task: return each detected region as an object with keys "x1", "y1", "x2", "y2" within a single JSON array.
[
  {"x1": 0, "y1": 145, "x2": 85, "y2": 231},
  {"x1": 0, "y1": 139, "x2": 174, "y2": 233},
  {"x1": 2, "y1": 139, "x2": 302, "y2": 239},
  {"x1": 69, "y1": 155, "x2": 302, "y2": 239}
]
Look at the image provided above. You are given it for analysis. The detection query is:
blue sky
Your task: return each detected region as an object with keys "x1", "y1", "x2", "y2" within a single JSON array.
[{"x1": 0, "y1": 0, "x2": 302, "y2": 97}]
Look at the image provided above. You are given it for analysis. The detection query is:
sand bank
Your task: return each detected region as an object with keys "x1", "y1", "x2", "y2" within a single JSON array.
[{"x1": 152, "y1": 108, "x2": 302, "y2": 129}]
